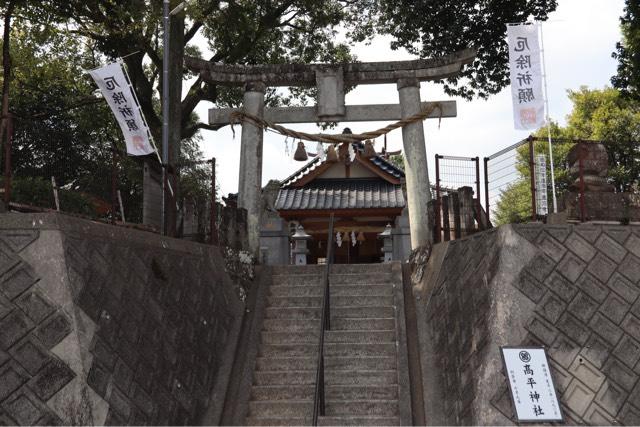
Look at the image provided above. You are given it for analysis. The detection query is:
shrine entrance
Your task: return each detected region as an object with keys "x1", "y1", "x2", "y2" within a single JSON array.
[{"x1": 186, "y1": 49, "x2": 476, "y2": 258}]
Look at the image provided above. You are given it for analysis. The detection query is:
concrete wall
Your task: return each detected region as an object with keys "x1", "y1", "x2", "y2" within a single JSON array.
[
  {"x1": 412, "y1": 223, "x2": 640, "y2": 425},
  {"x1": 0, "y1": 214, "x2": 244, "y2": 425}
]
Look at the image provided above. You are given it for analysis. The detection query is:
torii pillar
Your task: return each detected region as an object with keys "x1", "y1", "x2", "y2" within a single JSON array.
[
  {"x1": 397, "y1": 78, "x2": 432, "y2": 249},
  {"x1": 237, "y1": 81, "x2": 266, "y2": 254},
  {"x1": 186, "y1": 49, "x2": 475, "y2": 254}
]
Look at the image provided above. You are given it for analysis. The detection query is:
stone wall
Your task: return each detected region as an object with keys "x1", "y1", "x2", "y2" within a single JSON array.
[
  {"x1": 412, "y1": 223, "x2": 640, "y2": 425},
  {"x1": 0, "y1": 213, "x2": 244, "y2": 425}
]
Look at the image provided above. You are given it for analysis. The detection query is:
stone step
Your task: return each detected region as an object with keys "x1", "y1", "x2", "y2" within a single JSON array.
[
  {"x1": 272, "y1": 265, "x2": 325, "y2": 275},
  {"x1": 325, "y1": 400, "x2": 399, "y2": 417},
  {"x1": 264, "y1": 307, "x2": 321, "y2": 319},
  {"x1": 318, "y1": 416, "x2": 399, "y2": 426},
  {"x1": 272, "y1": 274, "x2": 323, "y2": 286},
  {"x1": 331, "y1": 317, "x2": 395, "y2": 331},
  {"x1": 244, "y1": 417, "x2": 307, "y2": 426},
  {"x1": 272, "y1": 263, "x2": 392, "y2": 276},
  {"x1": 247, "y1": 399, "x2": 399, "y2": 418},
  {"x1": 262, "y1": 317, "x2": 395, "y2": 332},
  {"x1": 259, "y1": 343, "x2": 317, "y2": 357},
  {"x1": 247, "y1": 400, "x2": 312, "y2": 418},
  {"x1": 261, "y1": 331, "x2": 319, "y2": 345},
  {"x1": 266, "y1": 295, "x2": 394, "y2": 308},
  {"x1": 250, "y1": 384, "x2": 398, "y2": 401},
  {"x1": 255, "y1": 356, "x2": 396, "y2": 371},
  {"x1": 261, "y1": 330, "x2": 395, "y2": 345},
  {"x1": 269, "y1": 284, "x2": 393, "y2": 297},
  {"x1": 260, "y1": 342, "x2": 396, "y2": 358},
  {"x1": 331, "y1": 264, "x2": 394, "y2": 274},
  {"x1": 253, "y1": 369, "x2": 398, "y2": 386},
  {"x1": 329, "y1": 273, "x2": 393, "y2": 285},
  {"x1": 331, "y1": 284, "x2": 394, "y2": 296},
  {"x1": 332, "y1": 306, "x2": 395, "y2": 318},
  {"x1": 325, "y1": 342, "x2": 396, "y2": 357},
  {"x1": 331, "y1": 296, "x2": 394, "y2": 307},
  {"x1": 262, "y1": 318, "x2": 320, "y2": 332},
  {"x1": 325, "y1": 330, "x2": 396, "y2": 344},
  {"x1": 267, "y1": 295, "x2": 321, "y2": 308}
]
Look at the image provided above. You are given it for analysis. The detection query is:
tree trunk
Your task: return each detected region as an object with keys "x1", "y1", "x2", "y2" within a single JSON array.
[
  {"x1": 165, "y1": 0, "x2": 185, "y2": 236},
  {"x1": 0, "y1": 1, "x2": 16, "y2": 154}
]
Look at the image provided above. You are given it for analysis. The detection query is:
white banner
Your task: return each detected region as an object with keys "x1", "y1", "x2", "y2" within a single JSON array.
[
  {"x1": 507, "y1": 24, "x2": 545, "y2": 130},
  {"x1": 89, "y1": 61, "x2": 156, "y2": 156}
]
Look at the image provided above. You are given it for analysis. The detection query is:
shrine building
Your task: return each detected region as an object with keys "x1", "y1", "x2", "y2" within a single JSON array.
[{"x1": 266, "y1": 141, "x2": 412, "y2": 264}]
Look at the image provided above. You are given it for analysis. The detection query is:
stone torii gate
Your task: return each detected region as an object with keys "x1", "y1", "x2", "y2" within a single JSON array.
[{"x1": 186, "y1": 49, "x2": 475, "y2": 255}]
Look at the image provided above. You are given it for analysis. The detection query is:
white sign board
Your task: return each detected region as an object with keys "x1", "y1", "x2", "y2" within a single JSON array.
[
  {"x1": 500, "y1": 347, "x2": 563, "y2": 422},
  {"x1": 89, "y1": 61, "x2": 156, "y2": 156},
  {"x1": 535, "y1": 154, "x2": 548, "y2": 216},
  {"x1": 507, "y1": 24, "x2": 545, "y2": 130}
]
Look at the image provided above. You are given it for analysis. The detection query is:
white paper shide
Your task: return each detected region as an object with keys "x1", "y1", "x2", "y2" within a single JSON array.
[
  {"x1": 501, "y1": 347, "x2": 563, "y2": 422},
  {"x1": 89, "y1": 62, "x2": 155, "y2": 156},
  {"x1": 507, "y1": 24, "x2": 545, "y2": 130}
]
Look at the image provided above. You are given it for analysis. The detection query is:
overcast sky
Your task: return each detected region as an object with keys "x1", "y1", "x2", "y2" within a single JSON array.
[{"x1": 192, "y1": 0, "x2": 626, "y2": 198}]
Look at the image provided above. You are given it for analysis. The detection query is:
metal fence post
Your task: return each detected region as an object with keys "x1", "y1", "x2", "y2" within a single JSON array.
[
  {"x1": 111, "y1": 143, "x2": 118, "y2": 224},
  {"x1": 483, "y1": 157, "x2": 489, "y2": 227},
  {"x1": 474, "y1": 156, "x2": 481, "y2": 230},
  {"x1": 435, "y1": 154, "x2": 442, "y2": 243},
  {"x1": 210, "y1": 157, "x2": 218, "y2": 245},
  {"x1": 528, "y1": 136, "x2": 537, "y2": 221},
  {"x1": 578, "y1": 145, "x2": 586, "y2": 222}
]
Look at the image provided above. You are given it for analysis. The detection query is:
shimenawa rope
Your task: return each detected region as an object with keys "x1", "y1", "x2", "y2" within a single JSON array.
[{"x1": 229, "y1": 103, "x2": 443, "y2": 144}]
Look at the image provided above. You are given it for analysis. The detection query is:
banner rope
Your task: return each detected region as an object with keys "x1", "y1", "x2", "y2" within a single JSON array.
[{"x1": 229, "y1": 102, "x2": 443, "y2": 144}]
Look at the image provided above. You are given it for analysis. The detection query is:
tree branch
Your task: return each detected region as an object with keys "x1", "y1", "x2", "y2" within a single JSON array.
[{"x1": 183, "y1": 122, "x2": 226, "y2": 139}]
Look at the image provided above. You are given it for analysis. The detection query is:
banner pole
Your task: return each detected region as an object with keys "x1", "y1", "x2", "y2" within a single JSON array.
[{"x1": 539, "y1": 22, "x2": 558, "y2": 213}]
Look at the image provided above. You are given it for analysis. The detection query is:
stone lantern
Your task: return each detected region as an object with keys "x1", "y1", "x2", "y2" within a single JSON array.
[
  {"x1": 291, "y1": 225, "x2": 312, "y2": 265},
  {"x1": 378, "y1": 223, "x2": 393, "y2": 263}
]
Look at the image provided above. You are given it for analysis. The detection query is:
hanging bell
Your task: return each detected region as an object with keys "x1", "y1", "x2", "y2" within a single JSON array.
[
  {"x1": 357, "y1": 231, "x2": 366, "y2": 242},
  {"x1": 363, "y1": 140, "x2": 376, "y2": 158},
  {"x1": 293, "y1": 140, "x2": 309, "y2": 161},
  {"x1": 326, "y1": 144, "x2": 339, "y2": 163}
]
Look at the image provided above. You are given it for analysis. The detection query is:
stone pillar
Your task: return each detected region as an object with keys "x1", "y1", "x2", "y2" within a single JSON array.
[
  {"x1": 397, "y1": 78, "x2": 432, "y2": 248},
  {"x1": 238, "y1": 81, "x2": 266, "y2": 256}
]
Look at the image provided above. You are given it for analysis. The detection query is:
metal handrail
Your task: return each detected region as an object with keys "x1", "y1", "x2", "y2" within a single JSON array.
[{"x1": 312, "y1": 213, "x2": 334, "y2": 426}]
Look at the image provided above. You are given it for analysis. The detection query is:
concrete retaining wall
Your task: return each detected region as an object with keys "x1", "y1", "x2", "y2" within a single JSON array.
[
  {"x1": 0, "y1": 214, "x2": 244, "y2": 425},
  {"x1": 412, "y1": 223, "x2": 640, "y2": 425}
]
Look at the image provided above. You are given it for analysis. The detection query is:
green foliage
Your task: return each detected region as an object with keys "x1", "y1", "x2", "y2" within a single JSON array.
[
  {"x1": 493, "y1": 87, "x2": 640, "y2": 224},
  {"x1": 564, "y1": 87, "x2": 640, "y2": 192},
  {"x1": 372, "y1": 0, "x2": 558, "y2": 99},
  {"x1": 8, "y1": 176, "x2": 98, "y2": 217},
  {"x1": 494, "y1": 179, "x2": 532, "y2": 225},
  {"x1": 612, "y1": 0, "x2": 640, "y2": 100}
]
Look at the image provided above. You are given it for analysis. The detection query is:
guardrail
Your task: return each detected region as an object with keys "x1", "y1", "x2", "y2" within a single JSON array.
[{"x1": 312, "y1": 212, "x2": 335, "y2": 426}]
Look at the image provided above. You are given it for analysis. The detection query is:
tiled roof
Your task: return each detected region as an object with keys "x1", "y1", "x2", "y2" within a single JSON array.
[
  {"x1": 281, "y1": 143, "x2": 405, "y2": 187},
  {"x1": 275, "y1": 179, "x2": 405, "y2": 210}
]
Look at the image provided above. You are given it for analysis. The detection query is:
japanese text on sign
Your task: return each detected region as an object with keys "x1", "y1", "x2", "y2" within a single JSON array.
[
  {"x1": 501, "y1": 347, "x2": 563, "y2": 422},
  {"x1": 507, "y1": 24, "x2": 545, "y2": 130},
  {"x1": 89, "y1": 61, "x2": 155, "y2": 156}
]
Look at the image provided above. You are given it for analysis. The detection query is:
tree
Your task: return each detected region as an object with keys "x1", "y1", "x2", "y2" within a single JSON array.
[
  {"x1": 370, "y1": 0, "x2": 558, "y2": 99},
  {"x1": 1, "y1": 14, "x2": 211, "y2": 222},
  {"x1": 612, "y1": 0, "x2": 640, "y2": 100},
  {"x1": 564, "y1": 87, "x2": 640, "y2": 192},
  {"x1": 493, "y1": 87, "x2": 640, "y2": 225}
]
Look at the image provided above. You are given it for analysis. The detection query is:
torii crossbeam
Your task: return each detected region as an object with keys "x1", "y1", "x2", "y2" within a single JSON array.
[{"x1": 186, "y1": 49, "x2": 475, "y2": 254}]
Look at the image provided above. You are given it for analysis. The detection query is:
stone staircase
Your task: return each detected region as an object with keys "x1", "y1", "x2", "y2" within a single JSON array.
[{"x1": 244, "y1": 263, "x2": 404, "y2": 426}]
